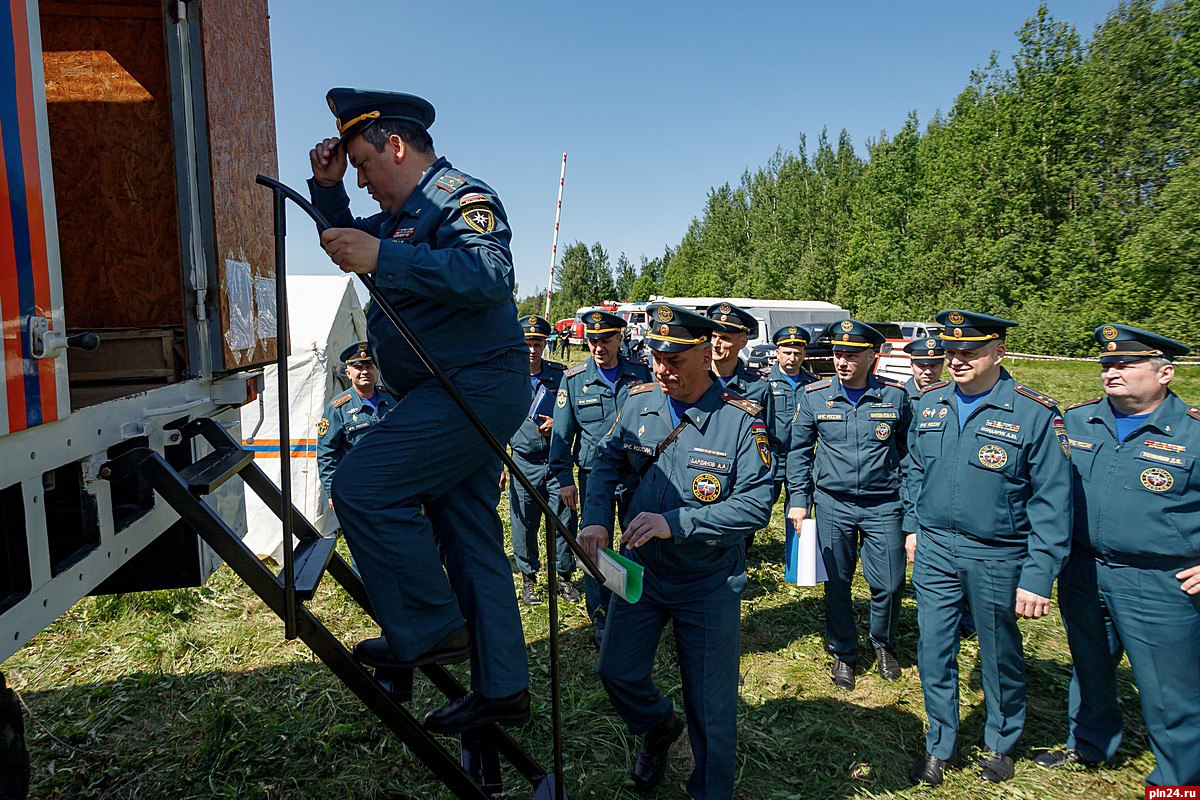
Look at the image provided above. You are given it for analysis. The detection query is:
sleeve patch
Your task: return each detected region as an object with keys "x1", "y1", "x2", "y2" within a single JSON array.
[
  {"x1": 461, "y1": 204, "x2": 495, "y2": 234},
  {"x1": 459, "y1": 192, "x2": 490, "y2": 207},
  {"x1": 317, "y1": 418, "x2": 330, "y2": 437},
  {"x1": 331, "y1": 392, "x2": 351, "y2": 408}
]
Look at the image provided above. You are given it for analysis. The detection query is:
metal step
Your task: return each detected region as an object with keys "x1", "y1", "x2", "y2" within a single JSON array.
[
  {"x1": 292, "y1": 536, "x2": 337, "y2": 602},
  {"x1": 177, "y1": 448, "x2": 253, "y2": 495}
]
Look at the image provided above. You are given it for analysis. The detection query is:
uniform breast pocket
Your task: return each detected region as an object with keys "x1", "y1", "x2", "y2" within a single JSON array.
[
  {"x1": 967, "y1": 437, "x2": 1018, "y2": 477},
  {"x1": 576, "y1": 400, "x2": 604, "y2": 423},
  {"x1": 1066, "y1": 436, "x2": 1102, "y2": 480},
  {"x1": 815, "y1": 414, "x2": 847, "y2": 441},
  {"x1": 916, "y1": 420, "x2": 945, "y2": 458},
  {"x1": 1128, "y1": 451, "x2": 1193, "y2": 496}
]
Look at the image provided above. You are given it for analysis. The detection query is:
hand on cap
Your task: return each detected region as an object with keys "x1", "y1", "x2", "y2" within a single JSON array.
[
  {"x1": 310, "y1": 137, "x2": 347, "y2": 188},
  {"x1": 321, "y1": 228, "x2": 380, "y2": 275}
]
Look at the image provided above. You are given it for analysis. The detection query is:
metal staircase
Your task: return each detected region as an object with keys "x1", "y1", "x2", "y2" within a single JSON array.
[{"x1": 100, "y1": 416, "x2": 559, "y2": 799}]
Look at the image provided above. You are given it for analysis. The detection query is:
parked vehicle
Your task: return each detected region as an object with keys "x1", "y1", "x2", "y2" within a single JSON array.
[
  {"x1": 747, "y1": 343, "x2": 777, "y2": 371},
  {"x1": 649, "y1": 297, "x2": 850, "y2": 359}
]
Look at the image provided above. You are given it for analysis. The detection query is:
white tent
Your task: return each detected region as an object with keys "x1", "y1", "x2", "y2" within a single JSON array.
[{"x1": 240, "y1": 275, "x2": 367, "y2": 560}]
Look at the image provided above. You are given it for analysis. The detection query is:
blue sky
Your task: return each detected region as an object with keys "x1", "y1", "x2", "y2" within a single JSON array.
[{"x1": 268, "y1": 1, "x2": 1114, "y2": 298}]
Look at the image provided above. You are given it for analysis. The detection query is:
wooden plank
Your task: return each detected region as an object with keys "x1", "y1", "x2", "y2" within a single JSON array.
[
  {"x1": 40, "y1": 2, "x2": 184, "y2": 331},
  {"x1": 199, "y1": 0, "x2": 280, "y2": 371}
]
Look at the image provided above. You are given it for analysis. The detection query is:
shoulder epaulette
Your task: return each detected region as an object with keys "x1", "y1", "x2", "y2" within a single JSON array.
[
  {"x1": 919, "y1": 380, "x2": 950, "y2": 395},
  {"x1": 876, "y1": 376, "x2": 904, "y2": 389},
  {"x1": 1014, "y1": 383, "x2": 1058, "y2": 409},
  {"x1": 629, "y1": 383, "x2": 657, "y2": 396},
  {"x1": 1067, "y1": 397, "x2": 1103, "y2": 411},
  {"x1": 805, "y1": 379, "x2": 832, "y2": 393},
  {"x1": 544, "y1": 360, "x2": 566, "y2": 371},
  {"x1": 722, "y1": 391, "x2": 762, "y2": 416},
  {"x1": 746, "y1": 367, "x2": 767, "y2": 381},
  {"x1": 1187, "y1": 407, "x2": 1200, "y2": 422},
  {"x1": 330, "y1": 391, "x2": 352, "y2": 408},
  {"x1": 565, "y1": 363, "x2": 587, "y2": 377},
  {"x1": 802, "y1": 368, "x2": 819, "y2": 380},
  {"x1": 435, "y1": 170, "x2": 470, "y2": 194}
]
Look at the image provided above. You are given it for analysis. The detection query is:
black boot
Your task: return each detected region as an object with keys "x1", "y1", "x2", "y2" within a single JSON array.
[
  {"x1": 353, "y1": 627, "x2": 470, "y2": 670},
  {"x1": 979, "y1": 748, "x2": 1015, "y2": 783},
  {"x1": 557, "y1": 576, "x2": 581, "y2": 602},
  {"x1": 875, "y1": 646, "x2": 901, "y2": 681},
  {"x1": 909, "y1": 752, "x2": 956, "y2": 786},
  {"x1": 424, "y1": 688, "x2": 531, "y2": 734},
  {"x1": 521, "y1": 574, "x2": 540, "y2": 606},
  {"x1": 831, "y1": 657, "x2": 855, "y2": 690},
  {"x1": 632, "y1": 710, "x2": 685, "y2": 792}
]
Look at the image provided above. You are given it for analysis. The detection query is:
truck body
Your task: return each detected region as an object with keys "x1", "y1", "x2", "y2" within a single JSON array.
[{"x1": 0, "y1": 0, "x2": 278, "y2": 663}]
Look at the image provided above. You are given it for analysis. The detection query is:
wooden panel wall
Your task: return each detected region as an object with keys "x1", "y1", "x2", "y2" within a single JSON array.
[
  {"x1": 200, "y1": 0, "x2": 279, "y2": 370},
  {"x1": 40, "y1": 0, "x2": 184, "y2": 330}
]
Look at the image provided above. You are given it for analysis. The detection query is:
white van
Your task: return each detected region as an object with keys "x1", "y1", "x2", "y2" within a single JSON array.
[{"x1": 648, "y1": 297, "x2": 850, "y2": 356}]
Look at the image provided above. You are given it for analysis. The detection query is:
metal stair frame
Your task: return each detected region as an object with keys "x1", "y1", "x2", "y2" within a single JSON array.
[{"x1": 100, "y1": 416, "x2": 551, "y2": 798}]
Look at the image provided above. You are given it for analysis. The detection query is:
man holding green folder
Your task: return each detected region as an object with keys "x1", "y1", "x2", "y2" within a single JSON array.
[{"x1": 580, "y1": 302, "x2": 776, "y2": 800}]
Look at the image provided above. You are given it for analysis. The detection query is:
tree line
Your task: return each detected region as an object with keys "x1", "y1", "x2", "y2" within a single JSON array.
[{"x1": 518, "y1": 1, "x2": 1200, "y2": 355}]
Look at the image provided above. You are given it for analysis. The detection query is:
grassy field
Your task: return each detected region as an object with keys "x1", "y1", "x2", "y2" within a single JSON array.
[{"x1": 5, "y1": 358, "x2": 1195, "y2": 799}]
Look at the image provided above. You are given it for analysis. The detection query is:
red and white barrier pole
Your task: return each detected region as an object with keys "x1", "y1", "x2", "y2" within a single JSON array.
[{"x1": 544, "y1": 152, "x2": 567, "y2": 319}]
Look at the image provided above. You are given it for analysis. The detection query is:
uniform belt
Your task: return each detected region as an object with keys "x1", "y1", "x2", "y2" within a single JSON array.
[
  {"x1": 1076, "y1": 542, "x2": 1200, "y2": 571},
  {"x1": 511, "y1": 450, "x2": 548, "y2": 464},
  {"x1": 815, "y1": 487, "x2": 901, "y2": 506}
]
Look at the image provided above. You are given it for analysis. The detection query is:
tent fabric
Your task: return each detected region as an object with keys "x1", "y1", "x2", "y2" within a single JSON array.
[{"x1": 240, "y1": 275, "x2": 366, "y2": 560}]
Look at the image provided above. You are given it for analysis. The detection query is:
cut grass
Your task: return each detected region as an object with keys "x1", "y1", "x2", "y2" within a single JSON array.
[{"x1": 3, "y1": 360, "x2": 1175, "y2": 798}]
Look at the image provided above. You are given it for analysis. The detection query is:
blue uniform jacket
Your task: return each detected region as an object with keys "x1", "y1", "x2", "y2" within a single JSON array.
[
  {"x1": 582, "y1": 381, "x2": 776, "y2": 578},
  {"x1": 904, "y1": 377, "x2": 921, "y2": 399},
  {"x1": 766, "y1": 363, "x2": 819, "y2": 459},
  {"x1": 548, "y1": 354, "x2": 651, "y2": 485},
  {"x1": 316, "y1": 387, "x2": 395, "y2": 495},
  {"x1": 309, "y1": 157, "x2": 525, "y2": 393},
  {"x1": 509, "y1": 361, "x2": 567, "y2": 460},
  {"x1": 1064, "y1": 391, "x2": 1200, "y2": 564},
  {"x1": 786, "y1": 373, "x2": 911, "y2": 511},
  {"x1": 903, "y1": 369, "x2": 1073, "y2": 598}
]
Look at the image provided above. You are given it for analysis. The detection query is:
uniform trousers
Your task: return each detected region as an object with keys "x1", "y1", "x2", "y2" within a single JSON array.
[
  {"x1": 332, "y1": 364, "x2": 529, "y2": 698},
  {"x1": 1059, "y1": 550, "x2": 1200, "y2": 786},
  {"x1": 813, "y1": 489, "x2": 905, "y2": 660},
  {"x1": 913, "y1": 532, "x2": 1025, "y2": 759},
  {"x1": 597, "y1": 555, "x2": 747, "y2": 800},
  {"x1": 509, "y1": 451, "x2": 576, "y2": 577}
]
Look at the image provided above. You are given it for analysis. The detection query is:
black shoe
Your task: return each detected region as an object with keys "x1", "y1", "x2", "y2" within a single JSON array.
[
  {"x1": 353, "y1": 628, "x2": 470, "y2": 670},
  {"x1": 831, "y1": 658, "x2": 855, "y2": 691},
  {"x1": 521, "y1": 575, "x2": 540, "y2": 606},
  {"x1": 909, "y1": 753, "x2": 956, "y2": 786},
  {"x1": 557, "y1": 577, "x2": 581, "y2": 602},
  {"x1": 424, "y1": 688, "x2": 531, "y2": 734},
  {"x1": 632, "y1": 711, "x2": 685, "y2": 792},
  {"x1": 1033, "y1": 748, "x2": 1097, "y2": 769},
  {"x1": 875, "y1": 646, "x2": 901, "y2": 681},
  {"x1": 979, "y1": 748, "x2": 1015, "y2": 783}
]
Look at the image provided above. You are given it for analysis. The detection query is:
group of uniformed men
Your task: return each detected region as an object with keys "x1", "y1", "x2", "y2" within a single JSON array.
[{"x1": 308, "y1": 87, "x2": 1199, "y2": 798}]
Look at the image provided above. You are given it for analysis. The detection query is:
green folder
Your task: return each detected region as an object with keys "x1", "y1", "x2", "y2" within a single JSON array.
[{"x1": 598, "y1": 548, "x2": 644, "y2": 604}]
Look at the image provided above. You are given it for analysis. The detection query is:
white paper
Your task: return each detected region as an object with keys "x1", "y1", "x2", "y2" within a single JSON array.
[
  {"x1": 224, "y1": 259, "x2": 255, "y2": 350},
  {"x1": 598, "y1": 550, "x2": 630, "y2": 601},
  {"x1": 795, "y1": 518, "x2": 828, "y2": 586},
  {"x1": 255, "y1": 276, "x2": 277, "y2": 340}
]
